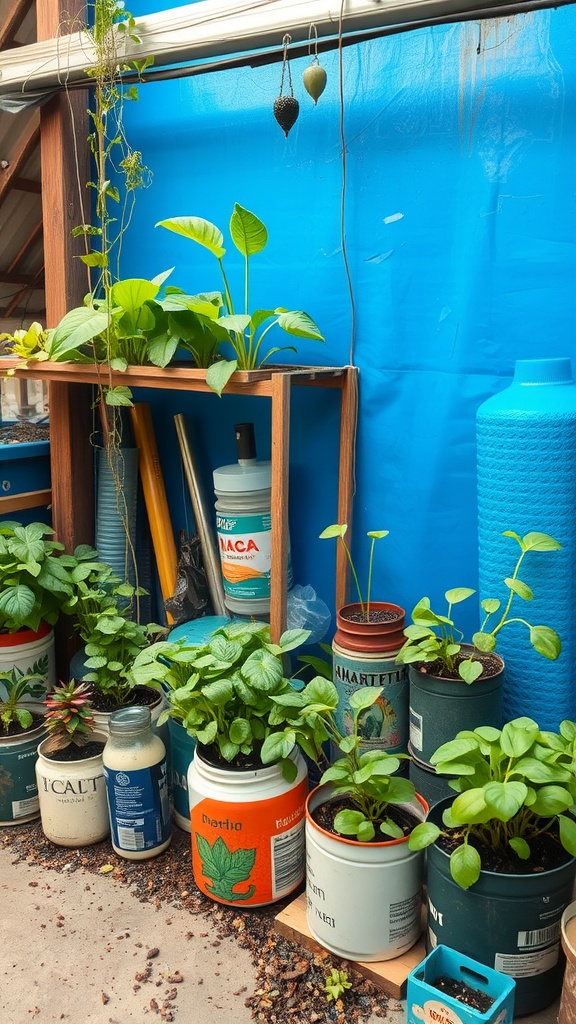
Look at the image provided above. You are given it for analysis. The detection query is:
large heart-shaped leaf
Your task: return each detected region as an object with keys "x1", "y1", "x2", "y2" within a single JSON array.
[
  {"x1": 229, "y1": 204, "x2": 267, "y2": 257},
  {"x1": 156, "y1": 216, "x2": 225, "y2": 258}
]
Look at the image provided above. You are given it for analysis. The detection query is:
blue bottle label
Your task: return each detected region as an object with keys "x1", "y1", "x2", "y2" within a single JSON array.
[{"x1": 104, "y1": 759, "x2": 171, "y2": 852}]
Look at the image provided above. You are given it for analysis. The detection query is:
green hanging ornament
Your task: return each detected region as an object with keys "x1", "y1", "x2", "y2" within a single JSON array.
[
  {"x1": 274, "y1": 34, "x2": 300, "y2": 138},
  {"x1": 303, "y1": 58, "x2": 327, "y2": 105}
]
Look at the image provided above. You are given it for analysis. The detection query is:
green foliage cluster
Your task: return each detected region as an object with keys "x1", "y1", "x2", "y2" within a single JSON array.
[
  {"x1": 323, "y1": 969, "x2": 352, "y2": 1002},
  {"x1": 130, "y1": 620, "x2": 338, "y2": 781},
  {"x1": 408, "y1": 717, "x2": 576, "y2": 889},
  {"x1": 0, "y1": 521, "x2": 80, "y2": 633},
  {"x1": 0, "y1": 659, "x2": 48, "y2": 733},
  {"x1": 396, "y1": 531, "x2": 562, "y2": 683},
  {"x1": 65, "y1": 548, "x2": 162, "y2": 706}
]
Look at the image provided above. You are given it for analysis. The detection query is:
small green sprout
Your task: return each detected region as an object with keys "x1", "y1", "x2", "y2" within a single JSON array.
[
  {"x1": 319, "y1": 523, "x2": 389, "y2": 620},
  {"x1": 324, "y1": 968, "x2": 352, "y2": 1002}
]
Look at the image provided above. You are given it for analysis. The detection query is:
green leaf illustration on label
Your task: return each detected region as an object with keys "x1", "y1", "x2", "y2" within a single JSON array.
[{"x1": 195, "y1": 834, "x2": 257, "y2": 901}]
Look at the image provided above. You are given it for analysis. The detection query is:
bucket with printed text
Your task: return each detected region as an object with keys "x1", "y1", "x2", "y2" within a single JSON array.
[
  {"x1": 0, "y1": 717, "x2": 45, "y2": 825},
  {"x1": 188, "y1": 746, "x2": 308, "y2": 906},
  {"x1": 331, "y1": 640, "x2": 408, "y2": 761}
]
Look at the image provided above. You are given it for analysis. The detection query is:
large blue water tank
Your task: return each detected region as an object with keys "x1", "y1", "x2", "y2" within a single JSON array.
[{"x1": 476, "y1": 358, "x2": 576, "y2": 729}]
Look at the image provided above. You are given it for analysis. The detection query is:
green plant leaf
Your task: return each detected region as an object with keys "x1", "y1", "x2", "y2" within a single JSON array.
[
  {"x1": 407, "y1": 821, "x2": 441, "y2": 849},
  {"x1": 445, "y1": 587, "x2": 475, "y2": 604},
  {"x1": 559, "y1": 814, "x2": 576, "y2": 857},
  {"x1": 450, "y1": 843, "x2": 481, "y2": 889},
  {"x1": 501, "y1": 718, "x2": 539, "y2": 758},
  {"x1": 459, "y1": 659, "x2": 483, "y2": 684},
  {"x1": 206, "y1": 358, "x2": 237, "y2": 397},
  {"x1": 156, "y1": 216, "x2": 226, "y2": 258},
  {"x1": 505, "y1": 577, "x2": 533, "y2": 600},
  {"x1": 509, "y1": 837, "x2": 531, "y2": 859},
  {"x1": 472, "y1": 631, "x2": 496, "y2": 653},
  {"x1": 229, "y1": 718, "x2": 251, "y2": 745},
  {"x1": 522, "y1": 531, "x2": 562, "y2": 552},
  {"x1": 242, "y1": 649, "x2": 284, "y2": 692},
  {"x1": 277, "y1": 311, "x2": 324, "y2": 341},
  {"x1": 333, "y1": 809, "x2": 367, "y2": 837},
  {"x1": 481, "y1": 598, "x2": 500, "y2": 614},
  {"x1": 430, "y1": 736, "x2": 480, "y2": 766},
  {"x1": 529, "y1": 785, "x2": 574, "y2": 816},
  {"x1": 450, "y1": 788, "x2": 490, "y2": 825},
  {"x1": 230, "y1": 204, "x2": 268, "y2": 257},
  {"x1": 49, "y1": 306, "x2": 110, "y2": 359},
  {"x1": 218, "y1": 314, "x2": 251, "y2": 334},
  {"x1": 278, "y1": 628, "x2": 311, "y2": 652},
  {"x1": 483, "y1": 780, "x2": 527, "y2": 820},
  {"x1": 319, "y1": 523, "x2": 347, "y2": 540},
  {"x1": 530, "y1": 626, "x2": 562, "y2": 660},
  {"x1": 349, "y1": 687, "x2": 381, "y2": 713}
]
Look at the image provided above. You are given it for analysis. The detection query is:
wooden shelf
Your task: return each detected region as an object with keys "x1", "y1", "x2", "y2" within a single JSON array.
[{"x1": 1, "y1": 360, "x2": 358, "y2": 641}]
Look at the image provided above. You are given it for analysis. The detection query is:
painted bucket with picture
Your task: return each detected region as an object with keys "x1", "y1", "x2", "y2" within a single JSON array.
[
  {"x1": 188, "y1": 746, "x2": 308, "y2": 906},
  {"x1": 0, "y1": 719, "x2": 45, "y2": 825},
  {"x1": 0, "y1": 623, "x2": 56, "y2": 707},
  {"x1": 331, "y1": 640, "x2": 408, "y2": 761}
]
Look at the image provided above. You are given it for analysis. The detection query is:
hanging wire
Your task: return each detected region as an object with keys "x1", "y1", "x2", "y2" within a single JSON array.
[
  {"x1": 279, "y1": 33, "x2": 294, "y2": 97},
  {"x1": 308, "y1": 23, "x2": 319, "y2": 61}
]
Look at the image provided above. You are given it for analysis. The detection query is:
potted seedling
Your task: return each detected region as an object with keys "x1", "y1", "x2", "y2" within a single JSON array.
[
  {"x1": 396, "y1": 530, "x2": 562, "y2": 768},
  {"x1": 0, "y1": 663, "x2": 47, "y2": 825},
  {"x1": 0, "y1": 520, "x2": 89, "y2": 733},
  {"x1": 319, "y1": 524, "x2": 403, "y2": 647},
  {"x1": 65, "y1": 546, "x2": 164, "y2": 733},
  {"x1": 319, "y1": 523, "x2": 409, "y2": 761},
  {"x1": 408, "y1": 716, "x2": 576, "y2": 1014},
  {"x1": 305, "y1": 685, "x2": 427, "y2": 962},
  {"x1": 35, "y1": 680, "x2": 109, "y2": 846},
  {"x1": 156, "y1": 203, "x2": 325, "y2": 395},
  {"x1": 129, "y1": 619, "x2": 338, "y2": 906}
]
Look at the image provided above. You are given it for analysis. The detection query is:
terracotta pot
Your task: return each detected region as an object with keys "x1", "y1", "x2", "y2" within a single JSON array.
[{"x1": 335, "y1": 602, "x2": 405, "y2": 653}]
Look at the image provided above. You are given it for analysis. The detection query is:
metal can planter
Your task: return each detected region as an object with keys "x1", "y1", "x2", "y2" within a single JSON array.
[
  {"x1": 36, "y1": 734, "x2": 109, "y2": 847},
  {"x1": 168, "y1": 717, "x2": 195, "y2": 832},
  {"x1": 425, "y1": 798, "x2": 576, "y2": 1015},
  {"x1": 305, "y1": 783, "x2": 427, "y2": 962},
  {"x1": 332, "y1": 640, "x2": 408, "y2": 758},
  {"x1": 0, "y1": 719, "x2": 45, "y2": 825},
  {"x1": 408, "y1": 649, "x2": 503, "y2": 766},
  {"x1": 188, "y1": 747, "x2": 308, "y2": 907}
]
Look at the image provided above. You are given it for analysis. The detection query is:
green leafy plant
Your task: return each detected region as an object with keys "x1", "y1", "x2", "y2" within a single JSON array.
[
  {"x1": 65, "y1": 547, "x2": 162, "y2": 706},
  {"x1": 156, "y1": 203, "x2": 325, "y2": 394},
  {"x1": 0, "y1": 323, "x2": 51, "y2": 368},
  {"x1": 0, "y1": 660, "x2": 47, "y2": 733},
  {"x1": 408, "y1": 717, "x2": 576, "y2": 889},
  {"x1": 195, "y1": 834, "x2": 256, "y2": 902},
  {"x1": 0, "y1": 521, "x2": 82, "y2": 634},
  {"x1": 129, "y1": 619, "x2": 339, "y2": 781},
  {"x1": 319, "y1": 523, "x2": 389, "y2": 621},
  {"x1": 396, "y1": 531, "x2": 562, "y2": 684},
  {"x1": 42, "y1": 680, "x2": 97, "y2": 754},
  {"x1": 323, "y1": 969, "x2": 352, "y2": 1002},
  {"x1": 319, "y1": 687, "x2": 415, "y2": 841}
]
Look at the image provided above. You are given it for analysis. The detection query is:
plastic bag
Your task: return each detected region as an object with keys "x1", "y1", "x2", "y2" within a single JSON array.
[
  {"x1": 165, "y1": 532, "x2": 211, "y2": 625},
  {"x1": 286, "y1": 584, "x2": 332, "y2": 645}
]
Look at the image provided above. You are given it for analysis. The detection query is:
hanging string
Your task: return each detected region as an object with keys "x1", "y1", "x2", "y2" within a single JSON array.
[{"x1": 279, "y1": 33, "x2": 294, "y2": 97}]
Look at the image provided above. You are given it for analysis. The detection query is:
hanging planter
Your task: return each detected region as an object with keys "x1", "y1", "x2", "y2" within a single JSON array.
[
  {"x1": 189, "y1": 745, "x2": 308, "y2": 907},
  {"x1": 305, "y1": 782, "x2": 427, "y2": 961}
]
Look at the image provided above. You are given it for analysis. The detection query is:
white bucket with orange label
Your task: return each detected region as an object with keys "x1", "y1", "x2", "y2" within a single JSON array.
[{"x1": 188, "y1": 746, "x2": 308, "y2": 907}]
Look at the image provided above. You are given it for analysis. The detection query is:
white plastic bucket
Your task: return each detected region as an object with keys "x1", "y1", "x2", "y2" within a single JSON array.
[
  {"x1": 36, "y1": 733, "x2": 109, "y2": 846},
  {"x1": 0, "y1": 623, "x2": 55, "y2": 706},
  {"x1": 305, "y1": 783, "x2": 427, "y2": 961}
]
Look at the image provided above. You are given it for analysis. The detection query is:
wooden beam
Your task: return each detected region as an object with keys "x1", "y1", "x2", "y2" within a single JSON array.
[
  {"x1": 0, "y1": 271, "x2": 43, "y2": 285},
  {"x1": 0, "y1": 489, "x2": 52, "y2": 514},
  {"x1": 0, "y1": 0, "x2": 34, "y2": 51},
  {"x1": 0, "y1": 123, "x2": 40, "y2": 205},
  {"x1": 10, "y1": 176, "x2": 42, "y2": 194},
  {"x1": 7, "y1": 219, "x2": 43, "y2": 273},
  {"x1": 37, "y1": 0, "x2": 94, "y2": 558}
]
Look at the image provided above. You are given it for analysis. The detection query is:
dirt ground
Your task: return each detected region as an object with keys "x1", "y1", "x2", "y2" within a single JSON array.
[{"x1": 0, "y1": 820, "x2": 405, "y2": 1024}]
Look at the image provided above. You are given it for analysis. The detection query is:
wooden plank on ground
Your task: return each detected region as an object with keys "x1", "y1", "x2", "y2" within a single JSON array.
[{"x1": 274, "y1": 892, "x2": 426, "y2": 1000}]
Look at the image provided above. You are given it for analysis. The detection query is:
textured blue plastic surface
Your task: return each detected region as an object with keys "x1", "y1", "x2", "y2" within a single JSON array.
[
  {"x1": 110, "y1": 11, "x2": 576, "y2": 655},
  {"x1": 477, "y1": 359, "x2": 576, "y2": 728},
  {"x1": 95, "y1": 448, "x2": 139, "y2": 586}
]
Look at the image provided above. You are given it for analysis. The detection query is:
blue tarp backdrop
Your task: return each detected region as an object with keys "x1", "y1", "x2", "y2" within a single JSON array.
[{"x1": 117, "y1": 6, "x2": 576, "y2": 643}]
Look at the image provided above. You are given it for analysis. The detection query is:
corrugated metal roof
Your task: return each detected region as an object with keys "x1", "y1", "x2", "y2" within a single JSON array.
[{"x1": 0, "y1": 0, "x2": 44, "y2": 329}]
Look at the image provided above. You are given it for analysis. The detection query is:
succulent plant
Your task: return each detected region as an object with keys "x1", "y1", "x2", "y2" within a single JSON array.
[{"x1": 43, "y1": 680, "x2": 97, "y2": 753}]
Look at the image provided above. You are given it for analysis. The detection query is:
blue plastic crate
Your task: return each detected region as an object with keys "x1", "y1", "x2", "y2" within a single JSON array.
[
  {"x1": 0, "y1": 424, "x2": 50, "y2": 524},
  {"x1": 407, "y1": 945, "x2": 515, "y2": 1024}
]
